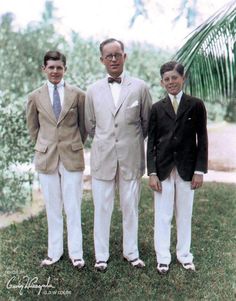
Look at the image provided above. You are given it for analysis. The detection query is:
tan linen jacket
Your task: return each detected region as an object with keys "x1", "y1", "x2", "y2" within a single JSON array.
[
  {"x1": 85, "y1": 74, "x2": 152, "y2": 181},
  {"x1": 26, "y1": 83, "x2": 87, "y2": 173}
]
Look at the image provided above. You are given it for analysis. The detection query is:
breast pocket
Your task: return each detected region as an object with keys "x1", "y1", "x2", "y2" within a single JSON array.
[
  {"x1": 125, "y1": 105, "x2": 140, "y2": 124},
  {"x1": 185, "y1": 115, "x2": 195, "y2": 131},
  {"x1": 66, "y1": 107, "x2": 78, "y2": 125}
]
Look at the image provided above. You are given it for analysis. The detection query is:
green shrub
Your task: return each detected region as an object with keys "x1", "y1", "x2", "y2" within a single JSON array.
[
  {"x1": 0, "y1": 4, "x2": 172, "y2": 213},
  {"x1": 0, "y1": 170, "x2": 34, "y2": 212},
  {"x1": 0, "y1": 93, "x2": 34, "y2": 212}
]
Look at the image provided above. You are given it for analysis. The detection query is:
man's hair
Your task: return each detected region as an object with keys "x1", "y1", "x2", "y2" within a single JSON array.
[
  {"x1": 99, "y1": 38, "x2": 124, "y2": 55},
  {"x1": 43, "y1": 51, "x2": 66, "y2": 67},
  {"x1": 160, "y1": 61, "x2": 184, "y2": 78}
]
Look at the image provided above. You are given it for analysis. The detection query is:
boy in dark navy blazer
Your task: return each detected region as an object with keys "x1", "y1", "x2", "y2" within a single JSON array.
[{"x1": 147, "y1": 61, "x2": 208, "y2": 274}]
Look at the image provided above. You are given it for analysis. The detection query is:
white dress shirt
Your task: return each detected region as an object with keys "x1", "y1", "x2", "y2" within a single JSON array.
[
  {"x1": 107, "y1": 72, "x2": 125, "y2": 107},
  {"x1": 168, "y1": 91, "x2": 183, "y2": 107},
  {"x1": 47, "y1": 79, "x2": 65, "y2": 107}
]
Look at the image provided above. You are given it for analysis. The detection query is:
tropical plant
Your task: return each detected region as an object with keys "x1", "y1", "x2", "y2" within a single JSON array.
[
  {"x1": 0, "y1": 0, "x2": 172, "y2": 212},
  {"x1": 130, "y1": 0, "x2": 201, "y2": 28},
  {"x1": 174, "y1": 0, "x2": 236, "y2": 121},
  {"x1": 126, "y1": 42, "x2": 172, "y2": 99},
  {"x1": 66, "y1": 33, "x2": 104, "y2": 90}
]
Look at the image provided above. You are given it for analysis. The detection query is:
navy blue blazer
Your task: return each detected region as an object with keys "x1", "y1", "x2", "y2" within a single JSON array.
[{"x1": 147, "y1": 93, "x2": 208, "y2": 181}]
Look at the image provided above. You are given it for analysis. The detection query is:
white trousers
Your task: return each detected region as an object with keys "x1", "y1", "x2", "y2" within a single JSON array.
[
  {"x1": 92, "y1": 169, "x2": 141, "y2": 262},
  {"x1": 39, "y1": 162, "x2": 83, "y2": 261},
  {"x1": 154, "y1": 168, "x2": 194, "y2": 265}
]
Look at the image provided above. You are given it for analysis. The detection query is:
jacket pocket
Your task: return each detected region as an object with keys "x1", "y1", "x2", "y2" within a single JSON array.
[
  {"x1": 34, "y1": 142, "x2": 48, "y2": 170},
  {"x1": 125, "y1": 105, "x2": 140, "y2": 124},
  {"x1": 34, "y1": 142, "x2": 48, "y2": 153},
  {"x1": 71, "y1": 142, "x2": 83, "y2": 151}
]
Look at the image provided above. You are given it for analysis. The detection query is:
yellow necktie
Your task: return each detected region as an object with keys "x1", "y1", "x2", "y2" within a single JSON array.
[{"x1": 173, "y1": 96, "x2": 178, "y2": 114}]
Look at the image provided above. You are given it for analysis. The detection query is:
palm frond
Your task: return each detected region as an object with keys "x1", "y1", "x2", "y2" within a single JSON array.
[{"x1": 174, "y1": 0, "x2": 236, "y2": 106}]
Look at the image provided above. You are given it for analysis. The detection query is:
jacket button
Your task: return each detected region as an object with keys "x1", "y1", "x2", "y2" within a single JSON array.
[
  {"x1": 115, "y1": 139, "x2": 118, "y2": 142},
  {"x1": 115, "y1": 124, "x2": 118, "y2": 127}
]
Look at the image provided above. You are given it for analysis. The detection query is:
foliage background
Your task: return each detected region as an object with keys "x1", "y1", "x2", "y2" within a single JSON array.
[
  {"x1": 0, "y1": 3, "x2": 171, "y2": 212},
  {"x1": 0, "y1": 0, "x2": 235, "y2": 212}
]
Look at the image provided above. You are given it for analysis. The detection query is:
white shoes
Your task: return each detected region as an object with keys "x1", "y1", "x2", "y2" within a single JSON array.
[
  {"x1": 40, "y1": 256, "x2": 195, "y2": 272},
  {"x1": 40, "y1": 256, "x2": 62, "y2": 267},
  {"x1": 40, "y1": 256, "x2": 85, "y2": 270},
  {"x1": 124, "y1": 257, "x2": 145, "y2": 268},
  {"x1": 180, "y1": 262, "x2": 196, "y2": 271},
  {"x1": 71, "y1": 258, "x2": 85, "y2": 270},
  {"x1": 94, "y1": 261, "x2": 108, "y2": 272},
  {"x1": 94, "y1": 257, "x2": 145, "y2": 271},
  {"x1": 157, "y1": 263, "x2": 169, "y2": 275}
]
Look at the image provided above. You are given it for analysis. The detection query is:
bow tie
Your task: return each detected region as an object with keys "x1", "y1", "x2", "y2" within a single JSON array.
[{"x1": 108, "y1": 77, "x2": 122, "y2": 84}]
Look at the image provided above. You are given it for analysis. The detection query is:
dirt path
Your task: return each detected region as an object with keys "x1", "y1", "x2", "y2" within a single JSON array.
[{"x1": 207, "y1": 122, "x2": 236, "y2": 172}]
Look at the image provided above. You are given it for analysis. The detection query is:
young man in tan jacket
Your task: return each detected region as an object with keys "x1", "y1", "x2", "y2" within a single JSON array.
[{"x1": 26, "y1": 51, "x2": 87, "y2": 269}]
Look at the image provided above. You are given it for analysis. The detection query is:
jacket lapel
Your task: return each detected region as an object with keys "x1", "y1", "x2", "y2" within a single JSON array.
[
  {"x1": 176, "y1": 93, "x2": 191, "y2": 120},
  {"x1": 58, "y1": 83, "x2": 76, "y2": 124},
  {"x1": 162, "y1": 96, "x2": 176, "y2": 120},
  {"x1": 115, "y1": 75, "x2": 131, "y2": 115},
  {"x1": 39, "y1": 84, "x2": 57, "y2": 123},
  {"x1": 101, "y1": 79, "x2": 117, "y2": 116}
]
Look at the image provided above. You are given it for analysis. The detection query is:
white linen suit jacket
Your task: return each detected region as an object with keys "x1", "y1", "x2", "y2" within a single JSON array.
[{"x1": 85, "y1": 74, "x2": 152, "y2": 180}]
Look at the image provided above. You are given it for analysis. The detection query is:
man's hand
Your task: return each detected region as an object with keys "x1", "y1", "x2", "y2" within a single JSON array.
[
  {"x1": 191, "y1": 174, "x2": 203, "y2": 190},
  {"x1": 149, "y1": 175, "x2": 162, "y2": 192}
]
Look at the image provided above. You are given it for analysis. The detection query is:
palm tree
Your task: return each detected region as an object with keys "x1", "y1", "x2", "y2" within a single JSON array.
[
  {"x1": 174, "y1": 0, "x2": 236, "y2": 121},
  {"x1": 130, "y1": 0, "x2": 200, "y2": 28}
]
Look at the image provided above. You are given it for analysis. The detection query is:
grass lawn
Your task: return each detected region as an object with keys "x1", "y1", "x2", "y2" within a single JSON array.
[{"x1": 0, "y1": 180, "x2": 235, "y2": 301}]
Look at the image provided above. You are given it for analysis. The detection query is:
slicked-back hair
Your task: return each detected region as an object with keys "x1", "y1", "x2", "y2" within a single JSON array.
[
  {"x1": 43, "y1": 51, "x2": 66, "y2": 67},
  {"x1": 99, "y1": 38, "x2": 124, "y2": 55},
  {"x1": 160, "y1": 61, "x2": 184, "y2": 78}
]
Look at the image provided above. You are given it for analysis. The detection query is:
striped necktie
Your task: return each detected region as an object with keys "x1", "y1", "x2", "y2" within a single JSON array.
[
  {"x1": 53, "y1": 85, "x2": 61, "y2": 120},
  {"x1": 172, "y1": 96, "x2": 178, "y2": 114}
]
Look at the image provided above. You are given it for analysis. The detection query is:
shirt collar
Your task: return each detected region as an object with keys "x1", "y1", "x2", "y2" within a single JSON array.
[
  {"x1": 106, "y1": 71, "x2": 125, "y2": 83},
  {"x1": 169, "y1": 91, "x2": 183, "y2": 103},
  {"x1": 47, "y1": 79, "x2": 65, "y2": 88}
]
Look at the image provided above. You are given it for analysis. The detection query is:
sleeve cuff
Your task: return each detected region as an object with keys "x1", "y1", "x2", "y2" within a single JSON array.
[{"x1": 194, "y1": 171, "x2": 204, "y2": 175}]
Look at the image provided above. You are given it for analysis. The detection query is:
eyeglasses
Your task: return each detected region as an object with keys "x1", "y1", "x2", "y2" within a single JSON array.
[{"x1": 104, "y1": 53, "x2": 123, "y2": 61}]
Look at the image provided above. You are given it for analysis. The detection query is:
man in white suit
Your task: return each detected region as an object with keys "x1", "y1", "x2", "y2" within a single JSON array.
[{"x1": 85, "y1": 38, "x2": 152, "y2": 271}]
